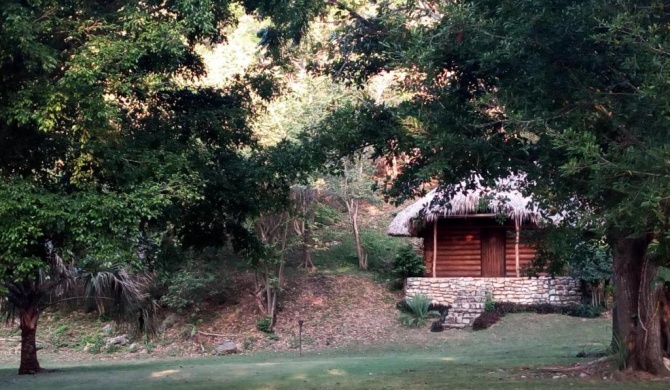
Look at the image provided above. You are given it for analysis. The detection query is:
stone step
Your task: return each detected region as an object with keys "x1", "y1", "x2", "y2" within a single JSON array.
[{"x1": 444, "y1": 322, "x2": 468, "y2": 329}]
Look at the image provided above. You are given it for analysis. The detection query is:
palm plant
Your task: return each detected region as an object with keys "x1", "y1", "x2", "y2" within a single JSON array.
[
  {"x1": 397, "y1": 294, "x2": 440, "y2": 327},
  {"x1": 1, "y1": 243, "x2": 157, "y2": 375}
]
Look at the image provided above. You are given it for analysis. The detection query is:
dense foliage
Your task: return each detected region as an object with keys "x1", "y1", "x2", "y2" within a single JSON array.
[
  {"x1": 6, "y1": 0, "x2": 670, "y2": 378},
  {"x1": 0, "y1": 0, "x2": 329, "y2": 375},
  {"x1": 392, "y1": 245, "x2": 425, "y2": 279},
  {"x1": 310, "y1": 0, "x2": 670, "y2": 374}
]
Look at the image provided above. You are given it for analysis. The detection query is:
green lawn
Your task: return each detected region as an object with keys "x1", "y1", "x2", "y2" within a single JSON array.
[{"x1": 1, "y1": 314, "x2": 667, "y2": 389}]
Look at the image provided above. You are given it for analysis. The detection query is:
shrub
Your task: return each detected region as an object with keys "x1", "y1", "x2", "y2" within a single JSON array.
[
  {"x1": 158, "y1": 258, "x2": 228, "y2": 311},
  {"x1": 493, "y1": 301, "x2": 522, "y2": 315},
  {"x1": 77, "y1": 334, "x2": 105, "y2": 354},
  {"x1": 492, "y1": 301, "x2": 604, "y2": 318},
  {"x1": 428, "y1": 303, "x2": 451, "y2": 318},
  {"x1": 484, "y1": 292, "x2": 495, "y2": 312},
  {"x1": 523, "y1": 227, "x2": 612, "y2": 308},
  {"x1": 427, "y1": 303, "x2": 450, "y2": 332},
  {"x1": 392, "y1": 245, "x2": 425, "y2": 279},
  {"x1": 561, "y1": 303, "x2": 605, "y2": 318},
  {"x1": 50, "y1": 324, "x2": 71, "y2": 349},
  {"x1": 256, "y1": 316, "x2": 273, "y2": 333},
  {"x1": 397, "y1": 294, "x2": 440, "y2": 327},
  {"x1": 472, "y1": 312, "x2": 502, "y2": 330},
  {"x1": 266, "y1": 332, "x2": 279, "y2": 341},
  {"x1": 312, "y1": 230, "x2": 405, "y2": 273},
  {"x1": 361, "y1": 230, "x2": 407, "y2": 273},
  {"x1": 105, "y1": 344, "x2": 120, "y2": 354},
  {"x1": 313, "y1": 203, "x2": 341, "y2": 227},
  {"x1": 527, "y1": 303, "x2": 558, "y2": 314}
]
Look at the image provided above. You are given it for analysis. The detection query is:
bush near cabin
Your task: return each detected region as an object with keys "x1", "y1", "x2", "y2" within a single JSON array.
[{"x1": 473, "y1": 302, "x2": 605, "y2": 330}]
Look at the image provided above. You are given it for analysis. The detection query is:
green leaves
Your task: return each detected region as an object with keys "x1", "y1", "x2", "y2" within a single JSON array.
[
  {"x1": 392, "y1": 244, "x2": 425, "y2": 279},
  {"x1": 0, "y1": 179, "x2": 168, "y2": 279},
  {"x1": 397, "y1": 294, "x2": 439, "y2": 327},
  {"x1": 653, "y1": 266, "x2": 670, "y2": 289}
]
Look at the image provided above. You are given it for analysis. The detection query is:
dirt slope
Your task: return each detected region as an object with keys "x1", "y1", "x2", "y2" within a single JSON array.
[{"x1": 1, "y1": 273, "x2": 446, "y2": 365}]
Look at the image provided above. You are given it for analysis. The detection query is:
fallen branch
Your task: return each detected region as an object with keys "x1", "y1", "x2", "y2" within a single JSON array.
[
  {"x1": 540, "y1": 356, "x2": 612, "y2": 372},
  {"x1": 197, "y1": 331, "x2": 234, "y2": 338},
  {"x1": 0, "y1": 337, "x2": 47, "y2": 344}
]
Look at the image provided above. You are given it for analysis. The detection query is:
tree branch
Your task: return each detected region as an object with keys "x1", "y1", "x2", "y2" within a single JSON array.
[
  {"x1": 197, "y1": 331, "x2": 234, "y2": 338},
  {"x1": 326, "y1": 0, "x2": 374, "y2": 28}
]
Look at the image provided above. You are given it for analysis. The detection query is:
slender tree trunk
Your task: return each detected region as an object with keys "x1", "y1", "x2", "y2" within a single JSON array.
[
  {"x1": 611, "y1": 232, "x2": 670, "y2": 376},
  {"x1": 302, "y1": 222, "x2": 314, "y2": 269},
  {"x1": 18, "y1": 304, "x2": 41, "y2": 375},
  {"x1": 349, "y1": 199, "x2": 366, "y2": 270},
  {"x1": 299, "y1": 218, "x2": 315, "y2": 270}
]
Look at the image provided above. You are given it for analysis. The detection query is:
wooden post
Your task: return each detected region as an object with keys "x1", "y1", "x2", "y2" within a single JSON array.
[
  {"x1": 298, "y1": 319, "x2": 304, "y2": 357},
  {"x1": 515, "y1": 219, "x2": 520, "y2": 277},
  {"x1": 432, "y1": 220, "x2": 437, "y2": 278}
]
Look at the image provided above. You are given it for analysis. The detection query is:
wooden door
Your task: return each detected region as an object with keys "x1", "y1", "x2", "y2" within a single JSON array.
[{"x1": 481, "y1": 228, "x2": 506, "y2": 277}]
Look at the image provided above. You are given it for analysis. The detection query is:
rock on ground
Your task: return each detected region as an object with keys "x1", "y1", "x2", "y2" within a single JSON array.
[
  {"x1": 213, "y1": 340, "x2": 238, "y2": 355},
  {"x1": 106, "y1": 335, "x2": 128, "y2": 346},
  {"x1": 160, "y1": 313, "x2": 178, "y2": 333}
]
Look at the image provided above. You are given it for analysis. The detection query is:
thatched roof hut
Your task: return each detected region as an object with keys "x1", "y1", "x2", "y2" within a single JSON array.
[
  {"x1": 388, "y1": 176, "x2": 544, "y2": 278},
  {"x1": 388, "y1": 176, "x2": 542, "y2": 237}
]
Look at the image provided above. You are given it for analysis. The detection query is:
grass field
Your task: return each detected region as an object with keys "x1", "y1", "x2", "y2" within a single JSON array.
[{"x1": 1, "y1": 313, "x2": 667, "y2": 389}]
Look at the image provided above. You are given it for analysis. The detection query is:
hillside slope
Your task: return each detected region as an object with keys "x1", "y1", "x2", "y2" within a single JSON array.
[{"x1": 0, "y1": 272, "x2": 450, "y2": 365}]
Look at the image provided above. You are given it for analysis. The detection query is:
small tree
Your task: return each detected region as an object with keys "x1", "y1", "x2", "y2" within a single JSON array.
[
  {"x1": 291, "y1": 185, "x2": 319, "y2": 270},
  {"x1": 527, "y1": 227, "x2": 612, "y2": 307},
  {"x1": 327, "y1": 155, "x2": 378, "y2": 270},
  {"x1": 250, "y1": 211, "x2": 293, "y2": 330},
  {"x1": 393, "y1": 244, "x2": 425, "y2": 287},
  {"x1": 0, "y1": 183, "x2": 160, "y2": 375},
  {"x1": 568, "y1": 241, "x2": 613, "y2": 308}
]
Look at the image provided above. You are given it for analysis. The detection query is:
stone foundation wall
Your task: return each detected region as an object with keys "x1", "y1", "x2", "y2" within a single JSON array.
[
  {"x1": 405, "y1": 277, "x2": 581, "y2": 306},
  {"x1": 444, "y1": 290, "x2": 486, "y2": 328},
  {"x1": 406, "y1": 277, "x2": 581, "y2": 328}
]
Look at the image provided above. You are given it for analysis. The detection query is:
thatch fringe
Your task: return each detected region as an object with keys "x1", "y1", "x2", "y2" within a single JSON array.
[{"x1": 387, "y1": 176, "x2": 542, "y2": 237}]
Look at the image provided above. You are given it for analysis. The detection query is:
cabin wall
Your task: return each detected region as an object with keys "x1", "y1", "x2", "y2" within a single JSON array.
[
  {"x1": 423, "y1": 223, "x2": 482, "y2": 277},
  {"x1": 504, "y1": 233, "x2": 536, "y2": 277},
  {"x1": 422, "y1": 218, "x2": 537, "y2": 277}
]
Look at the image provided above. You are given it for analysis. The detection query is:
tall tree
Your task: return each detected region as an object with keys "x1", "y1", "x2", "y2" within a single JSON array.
[
  {"x1": 313, "y1": 0, "x2": 670, "y2": 375},
  {"x1": 0, "y1": 0, "x2": 325, "y2": 374}
]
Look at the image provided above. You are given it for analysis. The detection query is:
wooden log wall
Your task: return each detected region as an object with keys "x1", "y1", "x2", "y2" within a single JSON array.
[
  {"x1": 504, "y1": 234, "x2": 536, "y2": 277},
  {"x1": 422, "y1": 218, "x2": 537, "y2": 278},
  {"x1": 424, "y1": 221, "x2": 482, "y2": 277}
]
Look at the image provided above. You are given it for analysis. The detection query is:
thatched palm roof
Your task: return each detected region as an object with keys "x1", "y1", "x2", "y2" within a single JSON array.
[{"x1": 387, "y1": 176, "x2": 543, "y2": 237}]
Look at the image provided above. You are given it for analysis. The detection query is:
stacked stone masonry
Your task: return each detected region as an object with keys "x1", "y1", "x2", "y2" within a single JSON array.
[
  {"x1": 444, "y1": 290, "x2": 486, "y2": 329},
  {"x1": 405, "y1": 277, "x2": 581, "y2": 328}
]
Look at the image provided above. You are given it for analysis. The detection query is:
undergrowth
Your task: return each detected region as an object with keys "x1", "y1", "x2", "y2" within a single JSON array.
[
  {"x1": 397, "y1": 294, "x2": 440, "y2": 327},
  {"x1": 473, "y1": 301, "x2": 606, "y2": 331}
]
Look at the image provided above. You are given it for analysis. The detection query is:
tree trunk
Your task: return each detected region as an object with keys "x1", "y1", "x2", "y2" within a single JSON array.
[
  {"x1": 611, "y1": 232, "x2": 670, "y2": 376},
  {"x1": 349, "y1": 199, "x2": 366, "y2": 270},
  {"x1": 300, "y1": 219, "x2": 315, "y2": 270},
  {"x1": 630, "y1": 261, "x2": 667, "y2": 374},
  {"x1": 18, "y1": 304, "x2": 41, "y2": 375},
  {"x1": 660, "y1": 290, "x2": 670, "y2": 357}
]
